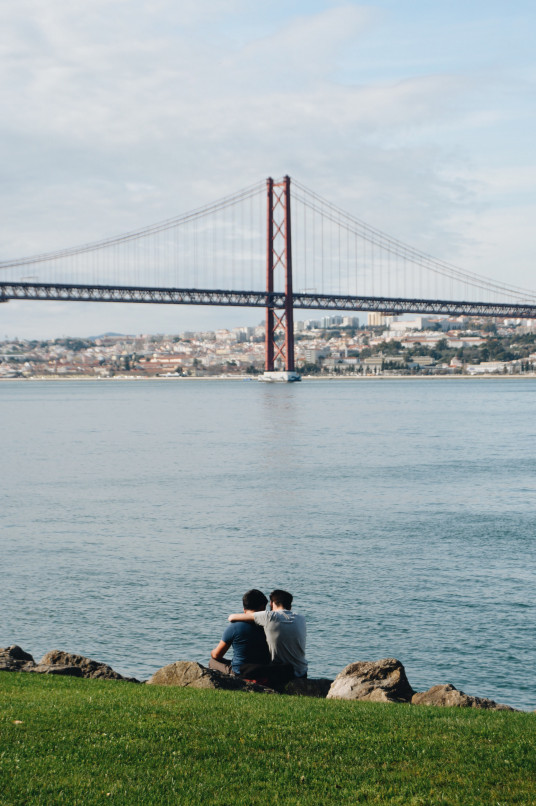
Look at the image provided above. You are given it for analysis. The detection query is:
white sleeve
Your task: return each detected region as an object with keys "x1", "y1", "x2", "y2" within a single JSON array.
[{"x1": 253, "y1": 611, "x2": 269, "y2": 626}]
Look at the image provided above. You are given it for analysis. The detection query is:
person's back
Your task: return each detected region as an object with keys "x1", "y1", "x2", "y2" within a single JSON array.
[
  {"x1": 210, "y1": 589, "x2": 270, "y2": 676},
  {"x1": 219, "y1": 620, "x2": 270, "y2": 673},
  {"x1": 253, "y1": 608, "x2": 307, "y2": 677},
  {"x1": 253, "y1": 590, "x2": 307, "y2": 678}
]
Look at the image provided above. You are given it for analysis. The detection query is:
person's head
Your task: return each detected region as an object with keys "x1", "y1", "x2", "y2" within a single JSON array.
[
  {"x1": 269, "y1": 589, "x2": 293, "y2": 610},
  {"x1": 242, "y1": 589, "x2": 268, "y2": 612}
]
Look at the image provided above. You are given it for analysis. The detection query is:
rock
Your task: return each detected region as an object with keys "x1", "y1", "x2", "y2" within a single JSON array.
[
  {"x1": 146, "y1": 661, "x2": 273, "y2": 693},
  {"x1": 38, "y1": 650, "x2": 139, "y2": 682},
  {"x1": 31, "y1": 664, "x2": 84, "y2": 677},
  {"x1": 285, "y1": 678, "x2": 333, "y2": 698},
  {"x1": 0, "y1": 645, "x2": 36, "y2": 672},
  {"x1": 327, "y1": 658, "x2": 414, "y2": 703},
  {"x1": 411, "y1": 684, "x2": 515, "y2": 711}
]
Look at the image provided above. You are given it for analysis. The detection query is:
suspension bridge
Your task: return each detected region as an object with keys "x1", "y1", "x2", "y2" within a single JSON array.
[{"x1": 2, "y1": 175, "x2": 536, "y2": 376}]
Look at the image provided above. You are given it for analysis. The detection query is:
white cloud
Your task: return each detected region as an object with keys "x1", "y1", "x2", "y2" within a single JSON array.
[{"x1": 1, "y1": 1, "x2": 535, "y2": 337}]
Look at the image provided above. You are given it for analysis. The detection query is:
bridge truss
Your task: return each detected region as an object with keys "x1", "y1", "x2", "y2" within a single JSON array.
[{"x1": 3, "y1": 280, "x2": 536, "y2": 320}]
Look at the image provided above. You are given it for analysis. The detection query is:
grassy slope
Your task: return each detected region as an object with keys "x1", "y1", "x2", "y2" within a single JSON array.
[{"x1": 1, "y1": 672, "x2": 535, "y2": 806}]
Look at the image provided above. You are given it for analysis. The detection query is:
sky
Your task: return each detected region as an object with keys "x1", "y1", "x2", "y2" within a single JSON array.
[{"x1": 1, "y1": 0, "x2": 535, "y2": 339}]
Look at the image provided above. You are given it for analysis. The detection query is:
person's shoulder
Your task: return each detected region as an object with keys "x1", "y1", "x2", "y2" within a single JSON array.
[
  {"x1": 268, "y1": 610, "x2": 296, "y2": 621},
  {"x1": 282, "y1": 610, "x2": 306, "y2": 623},
  {"x1": 234, "y1": 620, "x2": 255, "y2": 631},
  {"x1": 222, "y1": 622, "x2": 239, "y2": 641}
]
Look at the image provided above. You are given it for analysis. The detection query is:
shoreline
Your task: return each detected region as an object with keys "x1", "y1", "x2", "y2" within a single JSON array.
[{"x1": 2, "y1": 373, "x2": 536, "y2": 382}]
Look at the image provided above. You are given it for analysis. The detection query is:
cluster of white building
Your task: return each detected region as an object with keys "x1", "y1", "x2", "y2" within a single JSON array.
[{"x1": 1, "y1": 313, "x2": 536, "y2": 378}]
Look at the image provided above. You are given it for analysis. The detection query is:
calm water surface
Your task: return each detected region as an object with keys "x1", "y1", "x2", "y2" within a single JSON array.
[{"x1": 1, "y1": 378, "x2": 535, "y2": 710}]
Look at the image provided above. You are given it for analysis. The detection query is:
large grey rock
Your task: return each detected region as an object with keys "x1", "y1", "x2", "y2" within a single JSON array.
[
  {"x1": 38, "y1": 650, "x2": 139, "y2": 682},
  {"x1": 285, "y1": 678, "x2": 333, "y2": 698},
  {"x1": 146, "y1": 661, "x2": 273, "y2": 693},
  {"x1": 327, "y1": 658, "x2": 414, "y2": 703},
  {"x1": 411, "y1": 684, "x2": 515, "y2": 711},
  {"x1": 0, "y1": 645, "x2": 36, "y2": 672}
]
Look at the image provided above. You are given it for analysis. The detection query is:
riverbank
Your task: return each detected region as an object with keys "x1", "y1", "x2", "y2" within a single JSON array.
[
  {"x1": 2, "y1": 372, "x2": 536, "y2": 381},
  {"x1": 2, "y1": 673, "x2": 535, "y2": 805}
]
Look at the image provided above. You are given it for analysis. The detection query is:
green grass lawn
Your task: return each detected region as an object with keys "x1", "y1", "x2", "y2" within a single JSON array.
[{"x1": 1, "y1": 672, "x2": 535, "y2": 805}]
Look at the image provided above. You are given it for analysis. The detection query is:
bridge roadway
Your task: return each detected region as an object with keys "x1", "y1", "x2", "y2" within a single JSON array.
[{"x1": 2, "y1": 281, "x2": 536, "y2": 319}]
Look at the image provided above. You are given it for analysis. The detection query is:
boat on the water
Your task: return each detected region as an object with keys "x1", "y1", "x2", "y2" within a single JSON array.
[{"x1": 258, "y1": 371, "x2": 301, "y2": 383}]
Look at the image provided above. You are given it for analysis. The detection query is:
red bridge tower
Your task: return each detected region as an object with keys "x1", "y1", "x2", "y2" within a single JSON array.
[{"x1": 263, "y1": 176, "x2": 299, "y2": 381}]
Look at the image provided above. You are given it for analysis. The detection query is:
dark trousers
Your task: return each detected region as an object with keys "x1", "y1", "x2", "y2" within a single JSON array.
[
  {"x1": 208, "y1": 658, "x2": 295, "y2": 690},
  {"x1": 208, "y1": 658, "x2": 295, "y2": 691},
  {"x1": 208, "y1": 658, "x2": 235, "y2": 675},
  {"x1": 240, "y1": 662, "x2": 295, "y2": 691}
]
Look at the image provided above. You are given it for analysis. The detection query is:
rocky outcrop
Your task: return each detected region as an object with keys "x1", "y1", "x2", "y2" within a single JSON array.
[
  {"x1": 411, "y1": 684, "x2": 515, "y2": 711},
  {"x1": 0, "y1": 646, "x2": 520, "y2": 709},
  {"x1": 146, "y1": 661, "x2": 273, "y2": 693},
  {"x1": 36, "y1": 650, "x2": 139, "y2": 682},
  {"x1": 285, "y1": 678, "x2": 333, "y2": 698},
  {"x1": 0, "y1": 645, "x2": 36, "y2": 672},
  {"x1": 327, "y1": 658, "x2": 414, "y2": 703}
]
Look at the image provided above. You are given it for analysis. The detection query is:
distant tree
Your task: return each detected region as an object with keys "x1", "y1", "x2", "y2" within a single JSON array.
[
  {"x1": 301, "y1": 363, "x2": 321, "y2": 374},
  {"x1": 382, "y1": 340, "x2": 403, "y2": 355},
  {"x1": 62, "y1": 338, "x2": 92, "y2": 352}
]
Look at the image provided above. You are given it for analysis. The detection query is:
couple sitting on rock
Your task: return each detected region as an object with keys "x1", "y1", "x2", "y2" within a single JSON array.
[{"x1": 209, "y1": 588, "x2": 307, "y2": 689}]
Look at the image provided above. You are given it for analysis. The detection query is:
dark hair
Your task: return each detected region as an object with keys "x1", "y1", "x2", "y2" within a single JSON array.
[
  {"x1": 270, "y1": 589, "x2": 293, "y2": 610},
  {"x1": 243, "y1": 589, "x2": 268, "y2": 612}
]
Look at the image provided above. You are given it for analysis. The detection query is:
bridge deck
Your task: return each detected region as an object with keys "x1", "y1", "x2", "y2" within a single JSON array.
[{"x1": 2, "y1": 281, "x2": 536, "y2": 319}]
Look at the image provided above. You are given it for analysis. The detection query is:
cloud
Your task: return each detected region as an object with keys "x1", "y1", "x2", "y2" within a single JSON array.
[
  {"x1": 1, "y1": 1, "x2": 535, "y2": 336},
  {"x1": 231, "y1": 5, "x2": 375, "y2": 86}
]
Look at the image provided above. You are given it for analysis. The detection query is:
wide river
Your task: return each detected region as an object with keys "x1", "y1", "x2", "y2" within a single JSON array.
[{"x1": 1, "y1": 378, "x2": 535, "y2": 710}]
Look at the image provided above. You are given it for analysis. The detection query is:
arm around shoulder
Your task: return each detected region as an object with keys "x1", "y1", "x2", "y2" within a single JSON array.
[{"x1": 227, "y1": 612, "x2": 255, "y2": 622}]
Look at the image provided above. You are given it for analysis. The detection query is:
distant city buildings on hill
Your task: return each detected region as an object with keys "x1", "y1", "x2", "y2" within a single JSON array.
[{"x1": 2, "y1": 314, "x2": 536, "y2": 378}]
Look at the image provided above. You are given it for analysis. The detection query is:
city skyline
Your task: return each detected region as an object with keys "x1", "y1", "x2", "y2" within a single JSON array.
[{"x1": 3, "y1": 313, "x2": 536, "y2": 380}]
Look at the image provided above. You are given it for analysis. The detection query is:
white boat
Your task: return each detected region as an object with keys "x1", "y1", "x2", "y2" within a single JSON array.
[{"x1": 258, "y1": 370, "x2": 301, "y2": 383}]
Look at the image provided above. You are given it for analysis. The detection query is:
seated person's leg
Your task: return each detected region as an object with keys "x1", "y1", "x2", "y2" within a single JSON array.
[
  {"x1": 240, "y1": 662, "x2": 294, "y2": 691},
  {"x1": 208, "y1": 657, "x2": 234, "y2": 675},
  {"x1": 265, "y1": 663, "x2": 295, "y2": 690},
  {"x1": 239, "y1": 662, "x2": 272, "y2": 686}
]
